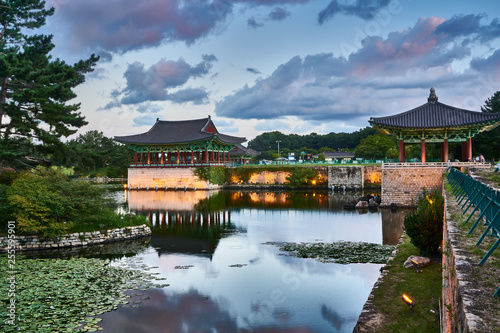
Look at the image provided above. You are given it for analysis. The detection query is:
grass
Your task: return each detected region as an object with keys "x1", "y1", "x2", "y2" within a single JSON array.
[
  {"x1": 368, "y1": 234, "x2": 442, "y2": 333},
  {"x1": 66, "y1": 211, "x2": 150, "y2": 234}
]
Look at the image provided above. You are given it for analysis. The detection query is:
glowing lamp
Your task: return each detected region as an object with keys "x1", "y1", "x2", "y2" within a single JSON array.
[
  {"x1": 411, "y1": 259, "x2": 422, "y2": 273},
  {"x1": 402, "y1": 294, "x2": 415, "y2": 312}
]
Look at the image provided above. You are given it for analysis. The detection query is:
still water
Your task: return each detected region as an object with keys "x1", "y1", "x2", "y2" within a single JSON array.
[{"x1": 96, "y1": 190, "x2": 408, "y2": 333}]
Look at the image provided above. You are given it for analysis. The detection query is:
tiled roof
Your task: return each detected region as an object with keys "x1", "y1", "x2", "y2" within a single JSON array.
[
  {"x1": 370, "y1": 89, "x2": 500, "y2": 129},
  {"x1": 114, "y1": 116, "x2": 246, "y2": 145},
  {"x1": 229, "y1": 144, "x2": 260, "y2": 156}
]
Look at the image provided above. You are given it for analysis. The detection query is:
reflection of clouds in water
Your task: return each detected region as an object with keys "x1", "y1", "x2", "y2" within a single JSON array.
[
  {"x1": 322, "y1": 304, "x2": 358, "y2": 332},
  {"x1": 98, "y1": 288, "x2": 315, "y2": 333}
]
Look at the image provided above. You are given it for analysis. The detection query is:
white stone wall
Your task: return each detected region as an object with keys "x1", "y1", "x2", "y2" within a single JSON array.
[
  {"x1": 0, "y1": 224, "x2": 151, "y2": 252},
  {"x1": 128, "y1": 167, "x2": 216, "y2": 189}
]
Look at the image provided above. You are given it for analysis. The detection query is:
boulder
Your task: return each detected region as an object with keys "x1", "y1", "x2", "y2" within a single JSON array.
[
  {"x1": 403, "y1": 255, "x2": 431, "y2": 268},
  {"x1": 355, "y1": 201, "x2": 369, "y2": 208}
]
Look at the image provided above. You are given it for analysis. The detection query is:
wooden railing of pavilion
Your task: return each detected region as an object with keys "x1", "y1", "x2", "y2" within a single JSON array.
[
  {"x1": 382, "y1": 162, "x2": 492, "y2": 169},
  {"x1": 130, "y1": 161, "x2": 236, "y2": 168}
]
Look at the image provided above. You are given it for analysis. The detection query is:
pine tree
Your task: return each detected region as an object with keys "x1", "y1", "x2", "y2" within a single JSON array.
[
  {"x1": 0, "y1": 0, "x2": 98, "y2": 174},
  {"x1": 474, "y1": 91, "x2": 500, "y2": 160}
]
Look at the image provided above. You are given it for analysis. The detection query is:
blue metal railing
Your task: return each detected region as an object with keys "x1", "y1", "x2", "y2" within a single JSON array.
[{"x1": 447, "y1": 167, "x2": 500, "y2": 296}]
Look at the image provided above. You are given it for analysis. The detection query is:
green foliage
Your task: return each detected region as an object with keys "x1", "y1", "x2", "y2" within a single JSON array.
[
  {"x1": 286, "y1": 167, "x2": 319, "y2": 189},
  {"x1": 317, "y1": 152, "x2": 326, "y2": 161},
  {"x1": 473, "y1": 91, "x2": 500, "y2": 160},
  {"x1": 370, "y1": 234, "x2": 442, "y2": 332},
  {"x1": 0, "y1": 0, "x2": 98, "y2": 172},
  {"x1": 51, "y1": 130, "x2": 132, "y2": 176},
  {"x1": 248, "y1": 127, "x2": 377, "y2": 160},
  {"x1": 2, "y1": 166, "x2": 138, "y2": 238},
  {"x1": 355, "y1": 134, "x2": 397, "y2": 159},
  {"x1": 404, "y1": 189, "x2": 444, "y2": 257},
  {"x1": 0, "y1": 256, "x2": 168, "y2": 332},
  {"x1": 229, "y1": 167, "x2": 256, "y2": 182},
  {"x1": 0, "y1": 170, "x2": 19, "y2": 185},
  {"x1": 193, "y1": 167, "x2": 227, "y2": 185}
]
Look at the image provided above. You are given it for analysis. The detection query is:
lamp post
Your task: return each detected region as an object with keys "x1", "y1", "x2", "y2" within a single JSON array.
[{"x1": 276, "y1": 140, "x2": 281, "y2": 157}]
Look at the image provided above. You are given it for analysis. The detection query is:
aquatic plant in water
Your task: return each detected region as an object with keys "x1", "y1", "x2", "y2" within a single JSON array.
[
  {"x1": 0, "y1": 256, "x2": 168, "y2": 332},
  {"x1": 265, "y1": 241, "x2": 396, "y2": 264}
]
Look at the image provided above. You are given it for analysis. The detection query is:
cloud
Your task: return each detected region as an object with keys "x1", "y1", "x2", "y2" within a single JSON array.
[
  {"x1": 247, "y1": 68, "x2": 262, "y2": 75},
  {"x1": 255, "y1": 120, "x2": 291, "y2": 131},
  {"x1": 48, "y1": 0, "x2": 313, "y2": 56},
  {"x1": 168, "y1": 87, "x2": 209, "y2": 104},
  {"x1": 318, "y1": 0, "x2": 391, "y2": 24},
  {"x1": 132, "y1": 114, "x2": 161, "y2": 127},
  {"x1": 118, "y1": 55, "x2": 216, "y2": 105},
  {"x1": 215, "y1": 16, "x2": 500, "y2": 124},
  {"x1": 269, "y1": 7, "x2": 291, "y2": 21},
  {"x1": 136, "y1": 103, "x2": 163, "y2": 114},
  {"x1": 248, "y1": 17, "x2": 264, "y2": 29}
]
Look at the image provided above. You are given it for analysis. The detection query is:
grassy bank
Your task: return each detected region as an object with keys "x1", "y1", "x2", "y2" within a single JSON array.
[{"x1": 356, "y1": 234, "x2": 442, "y2": 332}]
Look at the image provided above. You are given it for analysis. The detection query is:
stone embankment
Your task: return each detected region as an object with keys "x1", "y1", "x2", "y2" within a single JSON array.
[{"x1": 0, "y1": 224, "x2": 151, "y2": 252}]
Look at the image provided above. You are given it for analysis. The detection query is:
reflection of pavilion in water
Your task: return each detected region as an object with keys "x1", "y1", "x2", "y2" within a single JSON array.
[
  {"x1": 127, "y1": 190, "x2": 237, "y2": 259},
  {"x1": 126, "y1": 189, "x2": 409, "y2": 256}
]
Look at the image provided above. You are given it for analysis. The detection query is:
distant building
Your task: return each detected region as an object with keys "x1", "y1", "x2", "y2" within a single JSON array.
[
  {"x1": 370, "y1": 88, "x2": 500, "y2": 162},
  {"x1": 114, "y1": 116, "x2": 247, "y2": 190},
  {"x1": 114, "y1": 116, "x2": 246, "y2": 167},
  {"x1": 313, "y1": 151, "x2": 355, "y2": 162},
  {"x1": 229, "y1": 144, "x2": 260, "y2": 164}
]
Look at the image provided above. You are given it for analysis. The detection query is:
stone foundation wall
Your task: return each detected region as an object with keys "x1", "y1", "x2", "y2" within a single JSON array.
[
  {"x1": 327, "y1": 166, "x2": 363, "y2": 189},
  {"x1": 247, "y1": 170, "x2": 290, "y2": 184},
  {"x1": 0, "y1": 224, "x2": 151, "y2": 252},
  {"x1": 363, "y1": 165, "x2": 382, "y2": 186},
  {"x1": 381, "y1": 167, "x2": 444, "y2": 206},
  {"x1": 441, "y1": 185, "x2": 484, "y2": 333},
  {"x1": 128, "y1": 168, "x2": 216, "y2": 190}
]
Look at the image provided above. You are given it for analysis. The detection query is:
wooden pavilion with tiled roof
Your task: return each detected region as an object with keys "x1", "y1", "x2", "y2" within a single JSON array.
[
  {"x1": 228, "y1": 144, "x2": 260, "y2": 165},
  {"x1": 115, "y1": 116, "x2": 246, "y2": 167},
  {"x1": 369, "y1": 88, "x2": 500, "y2": 163}
]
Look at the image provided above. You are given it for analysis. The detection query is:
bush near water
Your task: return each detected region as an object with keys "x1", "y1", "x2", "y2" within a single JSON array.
[
  {"x1": 404, "y1": 188, "x2": 444, "y2": 257},
  {"x1": 0, "y1": 166, "x2": 148, "y2": 238}
]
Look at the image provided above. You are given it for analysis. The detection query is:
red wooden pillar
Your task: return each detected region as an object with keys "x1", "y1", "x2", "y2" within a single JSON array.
[
  {"x1": 134, "y1": 152, "x2": 138, "y2": 165},
  {"x1": 191, "y1": 151, "x2": 194, "y2": 164},
  {"x1": 176, "y1": 151, "x2": 180, "y2": 164},
  {"x1": 462, "y1": 141, "x2": 467, "y2": 161},
  {"x1": 398, "y1": 140, "x2": 405, "y2": 163},
  {"x1": 441, "y1": 139, "x2": 449, "y2": 162},
  {"x1": 420, "y1": 139, "x2": 426, "y2": 163},
  {"x1": 147, "y1": 151, "x2": 151, "y2": 165},
  {"x1": 161, "y1": 151, "x2": 164, "y2": 164},
  {"x1": 204, "y1": 149, "x2": 209, "y2": 163},
  {"x1": 467, "y1": 138, "x2": 472, "y2": 162},
  {"x1": 217, "y1": 151, "x2": 220, "y2": 163}
]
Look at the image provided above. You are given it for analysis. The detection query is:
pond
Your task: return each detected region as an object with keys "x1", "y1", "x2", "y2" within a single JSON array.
[{"x1": 27, "y1": 189, "x2": 409, "y2": 332}]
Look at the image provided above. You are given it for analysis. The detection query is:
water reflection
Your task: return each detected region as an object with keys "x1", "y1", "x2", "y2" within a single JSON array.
[{"x1": 95, "y1": 190, "x2": 411, "y2": 332}]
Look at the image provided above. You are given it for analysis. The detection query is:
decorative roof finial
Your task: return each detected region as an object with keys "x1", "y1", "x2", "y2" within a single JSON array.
[{"x1": 428, "y1": 87, "x2": 438, "y2": 103}]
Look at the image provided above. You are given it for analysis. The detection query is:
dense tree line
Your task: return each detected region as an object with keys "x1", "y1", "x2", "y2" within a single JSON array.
[{"x1": 51, "y1": 130, "x2": 133, "y2": 178}]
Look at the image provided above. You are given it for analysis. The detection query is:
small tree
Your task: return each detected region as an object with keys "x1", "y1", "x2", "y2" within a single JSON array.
[
  {"x1": 404, "y1": 189, "x2": 444, "y2": 256},
  {"x1": 6, "y1": 166, "x2": 108, "y2": 237}
]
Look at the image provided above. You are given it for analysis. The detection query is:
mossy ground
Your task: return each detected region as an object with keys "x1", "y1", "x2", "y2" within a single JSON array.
[{"x1": 355, "y1": 234, "x2": 442, "y2": 333}]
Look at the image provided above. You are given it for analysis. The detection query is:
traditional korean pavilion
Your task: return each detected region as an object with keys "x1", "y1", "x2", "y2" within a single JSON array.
[
  {"x1": 369, "y1": 88, "x2": 500, "y2": 163},
  {"x1": 115, "y1": 116, "x2": 246, "y2": 167},
  {"x1": 229, "y1": 144, "x2": 260, "y2": 165}
]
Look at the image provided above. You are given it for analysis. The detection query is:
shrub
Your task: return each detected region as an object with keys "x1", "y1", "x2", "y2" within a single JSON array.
[
  {"x1": 4, "y1": 166, "x2": 127, "y2": 238},
  {"x1": 193, "y1": 167, "x2": 227, "y2": 185},
  {"x1": 286, "y1": 167, "x2": 319, "y2": 189},
  {"x1": 404, "y1": 188, "x2": 444, "y2": 257}
]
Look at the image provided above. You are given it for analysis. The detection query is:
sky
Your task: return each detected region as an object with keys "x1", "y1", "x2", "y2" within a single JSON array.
[{"x1": 42, "y1": 0, "x2": 500, "y2": 143}]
